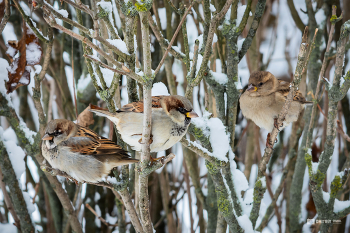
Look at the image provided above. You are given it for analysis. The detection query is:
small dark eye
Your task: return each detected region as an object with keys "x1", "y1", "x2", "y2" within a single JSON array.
[
  {"x1": 53, "y1": 130, "x2": 62, "y2": 136},
  {"x1": 178, "y1": 107, "x2": 185, "y2": 113},
  {"x1": 258, "y1": 82, "x2": 263, "y2": 87}
]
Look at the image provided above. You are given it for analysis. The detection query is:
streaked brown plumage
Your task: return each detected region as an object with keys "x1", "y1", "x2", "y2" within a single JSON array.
[
  {"x1": 239, "y1": 71, "x2": 312, "y2": 132},
  {"x1": 41, "y1": 119, "x2": 138, "y2": 183},
  {"x1": 90, "y1": 95, "x2": 199, "y2": 153}
]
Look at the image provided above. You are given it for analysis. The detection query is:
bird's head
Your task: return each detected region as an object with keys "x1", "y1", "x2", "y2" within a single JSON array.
[
  {"x1": 42, "y1": 119, "x2": 76, "y2": 148},
  {"x1": 246, "y1": 71, "x2": 277, "y2": 96},
  {"x1": 160, "y1": 95, "x2": 198, "y2": 125}
]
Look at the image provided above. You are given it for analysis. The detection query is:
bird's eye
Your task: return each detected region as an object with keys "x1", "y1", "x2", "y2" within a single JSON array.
[
  {"x1": 52, "y1": 130, "x2": 62, "y2": 136},
  {"x1": 258, "y1": 82, "x2": 263, "y2": 87},
  {"x1": 178, "y1": 107, "x2": 186, "y2": 113}
]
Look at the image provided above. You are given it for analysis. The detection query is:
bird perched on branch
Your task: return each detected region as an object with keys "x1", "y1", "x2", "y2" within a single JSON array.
[
  {"x1": 41, "y1": 119, "x2": 138, "y2": 183},
  {"x1": 239, "y1": 71, "x2": 312, "y2": 145},
  {"x1": 90, "y1": 95, "x2": 198, "y2": 154}
]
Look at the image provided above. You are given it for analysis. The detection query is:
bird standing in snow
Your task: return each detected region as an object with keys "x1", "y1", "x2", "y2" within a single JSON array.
[
  {"x1": 239, "y1": 71, "x2": 312, "y2": 147},
  {"x1": 41, "y1": 119, "x2": 138, "y2": 183},
  {"x1": 90, "y1": 95, "x2": 198, "y2": 155}
]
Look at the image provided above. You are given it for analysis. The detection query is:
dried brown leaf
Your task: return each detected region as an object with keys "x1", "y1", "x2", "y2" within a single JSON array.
[
  {"x1": 6, "y1": 22, "x2": 42, "y2": 94},
  {"x1": 77, "y1": 106, "x2": 94, "y2": 127}
]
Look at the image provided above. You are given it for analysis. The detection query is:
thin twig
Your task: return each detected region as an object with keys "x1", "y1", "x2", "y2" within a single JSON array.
[
  {"x1": 180, "y1": 138, "x2": 221, "y2": 165},
  {"x1": 83, "y1": 55, "x2": 144, "y2": 83},
  {"x1": 61, "y1": 0, "x2": 93, "y2": 16},
  {"x1": 72, "y1": 39, "x2": 78, "y2": 121},
  {"x1": 12, "y1": 0, "x2": 49, "y2": 42},
  {"x1": 154, "y1": 2, "x2": 195, "y2": 75},
  {"x1": 0, "y1": 167, "x2": 21, "y2": 229},
  {"x1": 85, "y1": 203, "x2": 119, "y2": 227},
  {"x1": 0, "y1": 0, "x2": 10, "y2": 34},
  {"x1": 32, "y1": 179, "x2": 41, "y2": 204},
  {"x1": 306, "y1": 6, "x2": 338, "y2": 147},
  {"x1": 337, "y1": 121, "x2": 350, "y2": 143}
]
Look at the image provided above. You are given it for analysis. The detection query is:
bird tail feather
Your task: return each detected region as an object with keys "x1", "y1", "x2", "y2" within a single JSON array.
[{"x1": 89, "y1": 104, "x2": 115, "y2": 118}]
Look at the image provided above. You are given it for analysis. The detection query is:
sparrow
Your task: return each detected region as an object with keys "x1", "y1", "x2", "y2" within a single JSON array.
[
  {"x1": 41, "y1": 119, "x2": 138, "y2": 183},
  {"x1": 239, "y1": 71, "x2": 312, "y2": 134},
  {"x1": 90, "y1": 95, "x2": 199, "y2": 153}
]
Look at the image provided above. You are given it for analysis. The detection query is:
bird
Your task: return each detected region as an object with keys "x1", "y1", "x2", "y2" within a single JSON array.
[
  {"x1": 41, "y1": 119, "x2": 138, "y2": 183},
  {"x1": 239, "y1": 71, "x2": 312, "y2": 146},
  {"x1": 89, "y1": 95, "x2": 199, "y2": 154}
]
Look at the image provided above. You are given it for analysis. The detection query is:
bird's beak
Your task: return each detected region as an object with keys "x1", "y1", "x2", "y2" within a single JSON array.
[
  {"x1": 247, "y1": 84, "x2": 257, "y2": 92},
  {"x1": 186, "y1": 110, "x2": 199, "y2": 118},
  {"x1": 42, "y1": 134, "x2": 53, "y2": 141}
]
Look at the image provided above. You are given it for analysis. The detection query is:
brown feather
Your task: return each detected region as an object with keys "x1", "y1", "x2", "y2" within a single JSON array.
[
  {"x1": 117, "y1": 96, "x2": 163, "y2": 113},
  {"x1": 68, "y1": 125, "x2": 137, "y2": 163},
  {"x1": 276, "y1": 80, "x2": 311, "y2": 104}
]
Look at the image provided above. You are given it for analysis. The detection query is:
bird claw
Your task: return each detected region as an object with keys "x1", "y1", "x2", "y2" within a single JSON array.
[
  {"x1": 138, "y1": 134, "x2": 154, "y2": 144},
  {"x1": 150, "y1": 156, "x2": 165, "y2": 165},
  {"x1": 266, "y1": 133, "x2": 274, "y2": 148},
  {"x1": 67, "y1": 177, "x2": 79, "y2": 185},
  {"x1": 274, "y1": 118, "x2": 280, "y2": 131}
]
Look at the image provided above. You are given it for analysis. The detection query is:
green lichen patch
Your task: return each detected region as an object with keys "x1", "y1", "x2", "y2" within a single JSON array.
[
  {"x1": 330, "y1": 15, "x2": 338, "y2": 24},
  {"x1": 252, "y1": 179, "x2": 265, "y2": 203},
  {"x1": 98, "y1": 6, "x2": 109, "y2": 19},
  {"x1": 99, "y1": 89, "x2": 111, "y2": 102},
  {"x1": 314, "y1": 169, "x2": 326, "y2": 188},
  {"x1": 206, "y1": 161, "x2": 219, "y2": 175},
  {"x1": 216, "y1": 189, "x2": 230, "y2": 217},
  {"x1": 330, "y1": 175, "x2": 342, "y2": 198},
  {"x1": 305, "y1": 152, "x2": 313, "y2": 177},
  {"x1": 221, "y1": 22, "x2": 235, "y2": 36},
  {"x1": 344, "y1": 71, "x2": 350, "y2": 81},
  {"x1": 134, "y1": 0, "x2": 152, "y2": 12}
]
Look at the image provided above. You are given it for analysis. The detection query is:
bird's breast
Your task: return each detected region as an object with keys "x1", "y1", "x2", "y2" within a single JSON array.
[{"x1": 239, "y1": 93, "x2": 278, "y2": 132}]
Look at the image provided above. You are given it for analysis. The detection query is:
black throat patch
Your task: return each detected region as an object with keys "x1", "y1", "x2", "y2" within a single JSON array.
[{"x1": 170, "y1": 117, "x2": 191, "y2": 136}]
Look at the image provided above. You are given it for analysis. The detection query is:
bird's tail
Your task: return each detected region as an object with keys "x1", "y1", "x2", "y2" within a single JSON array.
[{"x1": 89, "y1": 104, "x2": 116, "y2": 118}]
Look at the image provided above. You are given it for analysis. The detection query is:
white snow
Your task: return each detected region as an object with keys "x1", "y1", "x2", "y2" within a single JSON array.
[
  {"x1": 19, "y1": 121, "x2": 36, "y2": 144},
  {"x1": 151, "y1": 82, "x2": 170, "y2": 96},
  {"x1": 6, "y1": 46, "x2": 17, "y2": 57},
  {"x1": 106, "y1": 39, "x2": 130, "y2": 55},
  {"x1": 0, "y1": 127, "x2": 26, "y2": 180},
  {"x1": 77, "y1": 74, "x2": 91, "y2": 91},
  {"x1": 259, "y1": 176, "x2": 266, "y2": 188},
  {"x1": 94, "y1": 192, "x2": 101, "y2": 202},
  {"x1": 236, "y1": 5, "x2": 247, "y2": 26},
  {"x1": 209, "y1": 4, "x2": 216, "y2": 12},
  {"x1": 210, "y1": 71, "x2": 228, "y2": 85},
  {"x1": 57, "y1": 9, "x2": 69, "y2": 18},
  {"x1": 99, "y1": 67, "x2": 115, "y2": 87},
  {"x1": 315, "y1": 9, "x2": 326, "y2": 27},
  {"x1": 191, "y1": 111, "x2": 230, "y2": 162},
  {"x1": 237, "y1": 215, "x2": 254, "y2": 233},
  {"x1": 3, "y1": 127, "x2": 17, "y2": 144},
  {"x1": 238, "y1": 38, "x2": 245, "y2": 51},
  {"x1": 334, "y1": 199, "x2": 350, "y2": 213},
  {"x1": 311, "y1": 162, "x2": 319, "y2": 174},
  {"x1": 23, "y1": 192, "x2": 36, "y2": 214},
  {"x1": 0, "y1": 224, "x2": 17, "y2": 233},
  {"x1": 322, "y1": 191, "x2": 330, "y2": 203},
  {"x1": 97, "y1": 0, "x2": 112, "y2": 13},
  {"x1": 26, "y1": 42, "x2": 42, "y2": 65},
  {"x1": 0, "y1": 58, "x2": 10, "y2": 96}
]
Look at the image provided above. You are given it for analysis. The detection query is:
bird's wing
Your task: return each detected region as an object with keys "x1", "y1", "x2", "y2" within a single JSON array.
[
  {"x1": 276, "y1": 80, "x2": 312, "y2": 104},
  {"x1": 117, "y1": 96, "x2": 163, "y2": 113},
  {"x1": 65, "y1": 125, "x2": 128, "y2": 156}
]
